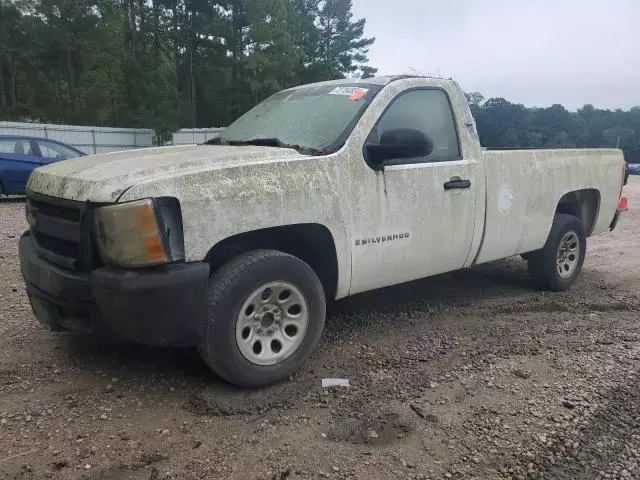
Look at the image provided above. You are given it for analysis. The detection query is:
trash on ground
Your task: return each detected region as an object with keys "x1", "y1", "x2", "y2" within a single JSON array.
[{"x1": 322, "y1": 378, "x2": 350, "y2": 388}]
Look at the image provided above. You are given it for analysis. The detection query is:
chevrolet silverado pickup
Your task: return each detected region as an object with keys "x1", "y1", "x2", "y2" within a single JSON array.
[{"x1": 19, "y1": 75, "x2": 628, "y2": 387}]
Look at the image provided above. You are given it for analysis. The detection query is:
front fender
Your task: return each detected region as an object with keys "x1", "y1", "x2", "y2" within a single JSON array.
[{"x1": 119, "y1": 155, "x2": 352, "y2": 298}]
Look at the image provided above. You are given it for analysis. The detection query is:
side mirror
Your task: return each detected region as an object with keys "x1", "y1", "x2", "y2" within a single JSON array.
[{"x1": 365, "y1": 128, "x2": 434, "y2": 170}]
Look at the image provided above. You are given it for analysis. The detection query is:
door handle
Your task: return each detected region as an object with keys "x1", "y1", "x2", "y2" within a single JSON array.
[{"x1": 443, "y1": 177, "x2": 472, "y2": 190}]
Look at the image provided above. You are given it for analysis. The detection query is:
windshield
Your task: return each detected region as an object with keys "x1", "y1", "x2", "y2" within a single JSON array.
[{"x1": 216, "y1": 83, "x2": 383, "y2": 154}]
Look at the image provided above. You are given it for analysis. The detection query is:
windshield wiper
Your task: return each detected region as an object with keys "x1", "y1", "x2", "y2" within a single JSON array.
[{"x1": 205, "y1": 136, "x2": 326, "y2": 155}]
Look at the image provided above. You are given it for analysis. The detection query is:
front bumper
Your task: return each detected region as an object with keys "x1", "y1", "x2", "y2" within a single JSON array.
[{"x1": 19, "y1": 234, "x2": 209, "y2": 346}]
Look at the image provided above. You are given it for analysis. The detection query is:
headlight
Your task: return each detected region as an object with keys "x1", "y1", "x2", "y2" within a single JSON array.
[{"x1": 93, "y1": 198, "x2": 185, "y2": 268}]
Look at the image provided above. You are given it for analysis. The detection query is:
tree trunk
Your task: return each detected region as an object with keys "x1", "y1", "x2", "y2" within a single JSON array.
[
  {"x1": 230, "y1": 3, "x2": 242, "y2": 119},
  {"x1": 122, "y1": 0, "x2": 135, "y2": 56},
  {"x1": 152, "y1": 0, "x2": 160, "y2": 52},
  {"x1": 130, "y1": 0, "x2": 136, "y2": 54},
  {"x1": 8, "y1": 59, "x2": 16, "y2": 112},
  {"x1": 172, "y1": 1, "x2": 179, "y2": 68},
  {"x1": 55, "y1": 69, "x2": 63, "y2": 121},
  {"x1": 66, "y1": 46, "x2": 77, "y2": 112},
  {"x1": 0, "y1": 62, "x2": 6, "y2": 112},
  {"x1": 138, "y1": 0, "x2": 145, "y2": 36},
  {"x1": 170, "y1": 0, "x2": 181, "y2": 123},
  {"x1": 186, "y1": 10, "x2": 196, "y2": 127}
]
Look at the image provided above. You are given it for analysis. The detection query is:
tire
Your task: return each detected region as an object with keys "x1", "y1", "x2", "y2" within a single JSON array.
[
  {"x1": 198, "y1": 249, "x2": 326, "y2": 388},
  {"x1": 527, "y1": 214, "x2": 586, "y2": 291}
]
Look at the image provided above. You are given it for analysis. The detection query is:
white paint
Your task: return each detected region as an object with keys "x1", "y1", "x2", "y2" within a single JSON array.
[
  {"x1": 476, "y1": 148, "x2": 622, "y2": 264},
  {"x1": 26, "y1": 76, "x2": 625, "y2": 300}
]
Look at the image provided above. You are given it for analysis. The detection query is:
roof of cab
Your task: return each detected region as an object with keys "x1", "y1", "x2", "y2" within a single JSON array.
[{"x1": 287, "y1": 75, "x2": 450, "y2": 90}]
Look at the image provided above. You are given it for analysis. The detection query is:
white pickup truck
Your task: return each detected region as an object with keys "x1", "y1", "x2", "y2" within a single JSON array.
[{"x1": 20, "y1": 75, "x2": 628, "y2": 387}]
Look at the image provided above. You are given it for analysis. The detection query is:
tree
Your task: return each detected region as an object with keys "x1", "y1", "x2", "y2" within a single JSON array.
[
  {"x1": 466, "y1": 93, "x2": 640, "y2": 163},
  {"x1": 465, "y1": 92, "x2": 484, "y2": 108},
  {"x1": 309, "y1": 0, "x2": 375, "y2": 79},
  {"x1": 227, "y1": 0, "x2": 306, "y2": 119},
  {"x1": 360, "y1": 65, "x2": 376, "y2": 79},
  {"x1": 474, "y1": 97, "x2": 527, "y2": 148},
  {"x1": 1, "y1": 0, "x2": 377, "y2": 136},
  {"x1": 7, "y1": 0, "x2": 639, "y2": 167}
]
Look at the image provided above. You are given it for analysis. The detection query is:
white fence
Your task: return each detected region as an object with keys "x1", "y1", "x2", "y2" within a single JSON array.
[
  {"x1": 171, "y1": 128, "x2": 224, "y2": 146},
  {"x1": 0, "y1": 121, "x2": 155, "y2": 154},
  {"x1": 0, "y1": 121, "x2": 225, "y2": 154}
]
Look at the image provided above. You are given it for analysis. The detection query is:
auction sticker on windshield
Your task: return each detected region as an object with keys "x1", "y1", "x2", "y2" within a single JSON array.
[{"x1": 329, "y1": 86, "x2": 369, "y2": 97}]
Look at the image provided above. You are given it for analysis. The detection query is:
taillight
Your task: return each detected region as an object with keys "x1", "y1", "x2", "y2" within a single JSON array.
[{"x1": 618, "y1": 197, "x2": 628, "y2": 212}]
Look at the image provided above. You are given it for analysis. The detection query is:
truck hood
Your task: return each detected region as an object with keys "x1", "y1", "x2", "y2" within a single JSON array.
[{"x1": 27, "y1": 144, "x2": 305, "y2": 202}]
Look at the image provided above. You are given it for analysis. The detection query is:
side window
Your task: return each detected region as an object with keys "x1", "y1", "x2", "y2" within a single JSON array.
[
  {"x1": 371, "y1": 89, "x2": 461, "y2": 164},
  {"x1": 0, "y1": 139, "x2": 33, "y2": 156},
  {"x1": 37, "y1": 141, "x2": 79, "y2": 161}
]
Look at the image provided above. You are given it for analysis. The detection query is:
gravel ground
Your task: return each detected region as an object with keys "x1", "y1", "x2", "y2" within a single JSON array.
[{"x1": 1, "y1": 179, "x2": 639, "y2": 480}]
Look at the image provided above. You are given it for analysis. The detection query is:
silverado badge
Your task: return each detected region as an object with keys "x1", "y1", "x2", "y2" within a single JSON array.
[{"x1": 355, "y1": 233, "x2": 410, "y2": 246}]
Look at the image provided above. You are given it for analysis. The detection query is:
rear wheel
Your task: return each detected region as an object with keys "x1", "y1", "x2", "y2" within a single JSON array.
[
  {"x1": 528, "y1": 214, "x2": 586, "y2": 291},
  {"x1": 198, "y1": 249, "x2": 326, "y2": 387}
]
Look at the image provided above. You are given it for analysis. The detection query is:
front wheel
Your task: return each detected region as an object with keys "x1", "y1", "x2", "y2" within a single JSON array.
[
  {"x1": 198, "y1": 250, "x2": 326, "y2": 387},
  {"x1": 527, "y1": 214, "x2": 586, "y2": 291}
]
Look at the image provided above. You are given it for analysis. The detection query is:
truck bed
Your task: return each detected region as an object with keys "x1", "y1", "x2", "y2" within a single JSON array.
[{"x1": 475, "y1": 148, "x2": 624, "y2": 265}]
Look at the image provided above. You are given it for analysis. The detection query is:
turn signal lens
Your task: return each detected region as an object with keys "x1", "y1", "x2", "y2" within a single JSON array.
[{"x1": 94, "y1": 199, "x2": 169, "y2": 267}]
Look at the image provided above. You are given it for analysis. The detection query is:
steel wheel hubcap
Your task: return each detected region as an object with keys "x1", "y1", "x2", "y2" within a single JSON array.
[
  {"x1": 556, "y1": 231, "x2": 580, "y2": 278},
  {"x1": 236, "y1": 281, "x2": 309, "y2": 366}
]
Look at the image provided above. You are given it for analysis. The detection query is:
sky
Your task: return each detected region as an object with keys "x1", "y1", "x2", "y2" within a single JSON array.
[{"x1": 351, "y1": 0, "x2": 640, "y2": 111}]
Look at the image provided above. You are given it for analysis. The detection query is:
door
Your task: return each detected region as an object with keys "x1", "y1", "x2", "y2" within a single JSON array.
[
  {"x1": 0, "y1": 138, "x2": 41, "y2": 194},
  {"x1": 350, "y1": 88, "x2": 479, "y2": 294}
]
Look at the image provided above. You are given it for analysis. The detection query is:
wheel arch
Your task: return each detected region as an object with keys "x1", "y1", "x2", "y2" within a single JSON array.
[
  {"x1": 204, "y1": 223, "x2": 340, "y2": 300},
  {"x1": 555, "y1": 188, "x2": 600, "y2": 236}
]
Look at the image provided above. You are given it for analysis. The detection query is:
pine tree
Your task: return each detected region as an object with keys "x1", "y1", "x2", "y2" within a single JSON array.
[
  {"x1": 1, "y1": 0, "x2": 379, "y2": 134},
  {"x1": 315, "y1": 0, "x2": 375, "y2": 77}
]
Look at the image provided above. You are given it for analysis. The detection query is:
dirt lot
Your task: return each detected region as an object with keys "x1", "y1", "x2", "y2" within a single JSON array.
[{"x1": 1, "y1": 179, "x2": 639, "y2": 480}]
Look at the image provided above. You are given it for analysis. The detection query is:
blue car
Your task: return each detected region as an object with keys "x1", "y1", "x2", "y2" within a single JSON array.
[{"x1": 0, "y1": 135, "x2": 86, "y2": 195}]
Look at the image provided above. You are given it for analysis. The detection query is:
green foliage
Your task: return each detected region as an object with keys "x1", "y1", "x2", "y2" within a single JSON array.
[
  {"x1": 315, "y1": 0, "x2": 375, "y2": 77},
  {"x1": 0, "y1": 0, "x2": 376, "y2": 138},
  {"x1": 470, "y1": 95, "x2": 640, "y2": 163},
  {"x1": 3, "y1": 0, "x2": 636, "y2": 161}
]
